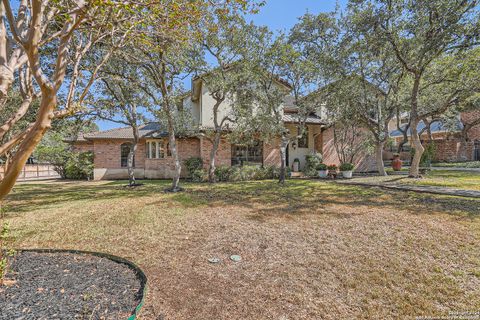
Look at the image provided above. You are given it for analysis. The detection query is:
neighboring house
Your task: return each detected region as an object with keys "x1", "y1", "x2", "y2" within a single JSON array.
[
  {"x1": 71, "y1": 76, "x2": 377, "y2": 180},
  {"x1": 386, "y1": 111, "x2": 480, "y2": 162}
]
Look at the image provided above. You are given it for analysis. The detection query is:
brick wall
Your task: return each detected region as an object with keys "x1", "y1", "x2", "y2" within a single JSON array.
[
  {"x1": 145, "y1": 138, "x2": 200, "y2": 179},
  {"x1": 71, "y1": 141, "x2": 94, "y2": 153},
  {"x1": 200, "y1": 137, "x2": 232, "y2": 168},
  {"x1": 321, "y1": 127, "x2": 377, "y2": 172},
  {"x1": 93, "y1": 139, "x2": 146, "y2": 169},
  {"x1": 263, "y1": 138, "x2": 281, "y2": 167}
]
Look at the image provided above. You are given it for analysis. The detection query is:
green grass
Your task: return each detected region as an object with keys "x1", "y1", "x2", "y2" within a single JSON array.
[
  {"x1": 400, "y1": 170, "x2": 480, "y2": 191},
  {"x1": 432, "y1": 161, "x2": 480, "y2": 168},
  {"x1": 2, "y1": 179, "x2": 480, "y2": 319}
]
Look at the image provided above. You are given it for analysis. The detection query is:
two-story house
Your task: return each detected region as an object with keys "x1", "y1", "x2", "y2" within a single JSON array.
[{"x1": 71, "y1": 76, "x2": 376, "y2": 180}]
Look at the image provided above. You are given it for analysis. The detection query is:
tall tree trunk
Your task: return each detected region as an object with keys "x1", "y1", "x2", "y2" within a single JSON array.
[
  {"x1": 0, "y1": 91, "x2": 56, "y2": 200},
  {"x1": 375, "y1": 140, "x2": 387, "y2": 176},
  {"x1": 163, "y1": 102, "x2": 181, "y2": 191},
  {"x1": 278, "y1": 134, "x2": 289, "y2": 184},
  {"x1": 408, "y1": 75, "x2": 424, "y2": 178},
  {"x1": 128, "y1": 127, "x2": 139, "y2": 187},
  {"x1": 208, "y1": 132, "x2": 221, "y2": 183}
]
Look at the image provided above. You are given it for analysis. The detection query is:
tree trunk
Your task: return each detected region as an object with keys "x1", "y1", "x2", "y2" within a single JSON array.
[
  {"x1": 128, "y1": 128, "x2": 138, "y2": 187},
  {"x1": 0, "y1": 91, "x2": 56, "y2": 200},
  {"x1": 164, "y1": 106, "x2": 182, "y2": 192},
  {"x1": 278, "y1": 135, "x2": 289, "y2": 184},
  {"x1": 408, "y1": 75, "x2": 424, "y2": 178},
  {"x1": 409, "y1": 119, "x2": 424, "y2": 177},
  {"x1": 208, "y1": 132, "x2": 221, "y2": 183},
  {"x1": 375, "y1": 140, "x2": 387, "y2": 176}
]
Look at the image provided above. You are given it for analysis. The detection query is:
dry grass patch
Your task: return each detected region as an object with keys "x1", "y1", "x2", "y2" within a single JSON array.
[{"x1": 3, "y1": 179, "x2": 480, "y2": 319}]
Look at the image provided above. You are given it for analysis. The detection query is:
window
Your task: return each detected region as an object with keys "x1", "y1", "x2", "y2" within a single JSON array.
[
  {"x1": 231, "y1": 141, "x2": 263, "y2": 166},
  {"x1": 297, "y1": 126, "x2": 309, "y2": 148},
  {"x1": 121, "y1": 143, "x2": 134, "y2": 167},
  {"x1": 146, "y1": 140, "x2": 169, "y2": 159}
]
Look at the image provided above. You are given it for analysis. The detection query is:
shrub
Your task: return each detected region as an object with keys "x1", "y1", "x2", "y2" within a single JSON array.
[
  {"x1": 65, "y1": 151, "x2": 94, "y2": 180},
  {"x1": 327, "y1": 164, "x2": 338, "y2": 171},
  {"x1": 184, "y1": 157, "x2": 203, "y2": 179},
  {"x1": 191, "y1": 169, "x2": 207, "y2": 182},
  {"x1": 420, "y1": 143, "x2": 436, "y2": 167},
  {"x1": 339, "y1": 162, "x2": 354, "y2": 171},
  {"x1": 215, "y1": 165, "x2": 233, "y2": 182},
  {"x1": 304, "y1": 154, "x2": 322, "y2": 177},
  {"x1": 317, "y1": 163, "x2": 327, "y2": 170}
]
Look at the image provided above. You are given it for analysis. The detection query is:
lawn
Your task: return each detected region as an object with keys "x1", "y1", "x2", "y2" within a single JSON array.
[
  {"x1": 433, "y1": 161, "x2": 480, "y2": 168},
  {"x1": 400, "y1": 170, "x2": 480, "y2": 191},
  {"x1": 3, "y1": 179, "x2": 480, "y2": 319}
]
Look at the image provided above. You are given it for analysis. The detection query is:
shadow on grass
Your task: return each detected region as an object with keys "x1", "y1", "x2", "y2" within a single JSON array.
[{"x1": 6, "y1": 179, "x2": 480, "y2": 220}]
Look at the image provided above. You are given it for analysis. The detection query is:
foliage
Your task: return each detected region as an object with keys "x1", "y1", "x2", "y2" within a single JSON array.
[
  {"x1": 339, "y1": 163, "x2": 354, "y2": 171},
  {"x1": 64, "y1": 152, "x2": 94, "y2": 180},
  {"x1": 184, "y1": 157, "x2": 204, "y2": 179},
  {"x1": 420, "y1": 143, "x2": 436, "y2": 168},
  {"x1": 191, "y1": 169, "x2": 208, "y2": 183},
  {"x1": 317, "y1": 163, "x2": 328, "y2": 171},
  {"x1": 214, "y1": 165, "x2": 281, "y2": 182},
  {"x1": 327, "y1": 164, "x2": 338, "y2": 171},
  {"x1": 304, "y1": 154, "x2": 322, "y2": 177}
]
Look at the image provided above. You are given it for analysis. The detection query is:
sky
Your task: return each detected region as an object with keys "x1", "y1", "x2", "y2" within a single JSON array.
[{"x1": 95, "y1": 0, "x2": 347, "y2": 130}]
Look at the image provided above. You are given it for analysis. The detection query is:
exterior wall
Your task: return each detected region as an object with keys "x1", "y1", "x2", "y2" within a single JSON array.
[
  {"x1": 285, "y1": 123, "x2": 321, "y2": 170},
  {"x1": 263, "y1": 138, "x2": 281, "y2": 167},
  {"x1": 321, "y1": 127, "x2": 377, "y2": 172},
  {"x1": 92, "y1": 139, "x2": 146, "y2": 180},
  {"x1": 144, "y1": 138, "x2": 201, "y2": 179},
  {"x1": 200, "y1": 136, "x2": 232, "y2": 168},
  {"x1": 386, "y1": 110, "x2": 480, "y2": 162},
  {"x1": 71, "y1": 141, "x2": 94, "y2": 153}
]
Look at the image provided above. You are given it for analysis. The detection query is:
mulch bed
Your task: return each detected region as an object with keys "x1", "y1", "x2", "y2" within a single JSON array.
[{"x1": 0, "y1": 251, "x2": 144, "y2": 320}]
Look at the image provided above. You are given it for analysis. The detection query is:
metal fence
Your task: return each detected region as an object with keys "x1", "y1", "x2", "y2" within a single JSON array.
[{"x1": 0, "y1": 164, "x2": 60, "y2": 181}]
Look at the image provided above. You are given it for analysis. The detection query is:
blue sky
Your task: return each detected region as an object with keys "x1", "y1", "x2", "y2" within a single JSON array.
[{"x1": 96, "y1": 0, "x2": 346, "y2": 130}]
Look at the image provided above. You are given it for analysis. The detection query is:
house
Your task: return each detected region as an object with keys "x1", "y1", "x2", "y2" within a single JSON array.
[
  {"x1": 71, "y1": 76, "x2": 377, "y2": 180},
  {"x1": 385, "y1": 110, "x2": 480, "y2": 162}
]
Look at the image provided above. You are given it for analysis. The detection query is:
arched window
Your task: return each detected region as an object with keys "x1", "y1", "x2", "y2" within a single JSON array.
[{"x1": 121, "y1": 143, "x2": 134, "y2": 167}]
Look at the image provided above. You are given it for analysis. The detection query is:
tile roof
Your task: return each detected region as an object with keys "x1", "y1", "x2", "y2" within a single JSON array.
[
  {"x1": 282, "y1": 113, "x2": 325, "y2": 125},
  {"x1": 83, "y1": 123, "x2": 164, "y2": 140},
  {"x1": 389, "y1": 120, "x2": 463, "y2": 137}
]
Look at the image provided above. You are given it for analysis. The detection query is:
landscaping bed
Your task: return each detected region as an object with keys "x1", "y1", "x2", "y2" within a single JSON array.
[{"x1": 0, "y1": 250, "x2": 145, "y2": 320}]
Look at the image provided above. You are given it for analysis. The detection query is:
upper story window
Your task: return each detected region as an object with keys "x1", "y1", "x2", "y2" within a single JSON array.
[
  {"x1": 297, "y1": 126, "x2": 309, "y2": 148},
  {"x1": 231, "y1": 140, "x2": 263, "y2": 166},
  {"x1": 146, "y1": 140, "x2": 170, "y2": 159},
  {"x1": 121, "y1": 143, "x2": 134, "y2": 167}
]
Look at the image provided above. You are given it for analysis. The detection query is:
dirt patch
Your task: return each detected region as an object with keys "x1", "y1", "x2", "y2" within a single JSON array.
[{"x1": 0, "y1": 251, "x2": 144, "y2": 320}]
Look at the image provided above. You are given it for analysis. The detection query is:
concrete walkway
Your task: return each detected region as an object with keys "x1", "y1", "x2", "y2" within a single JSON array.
[
  {"x1": 431, "y1": 166, "x2": 480, "y2": 172},
  {"x1": 336, "y1": 175, "x2": 480, "y2": 199}
]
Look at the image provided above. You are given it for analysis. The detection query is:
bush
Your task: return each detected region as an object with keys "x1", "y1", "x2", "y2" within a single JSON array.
[
  {"x1": 65, "y1": 151, "x2": 94, "y2": 180},
  {"x1": 215, "y1": 165, "x2": 234, "y2": 182},
  {"x1": 304, "y1": 154, "x2": 322, "y2": 177},
  {"x1": 184, "y1": 157, "x2": 203, "y2": 179},
  {"x1": 317, "y1": 163, "x2": 327, "y2": 171},
  {"x1": 327, "y1": 164, "x2": 338, "y2": 171},
  {"x1": 339, "y1": 162, "x2": 354, "y2": 171},
  {"x1": 191, "y1": 169, "x2": 207, "y2": 182},
  {"x1": 420, "y1": 143, "x2": 436, "y2": 167}
]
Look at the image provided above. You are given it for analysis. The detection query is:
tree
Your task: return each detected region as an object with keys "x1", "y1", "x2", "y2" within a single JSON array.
[
  {"x1": 355, "y1": 0, "x2": 480, "y2": 177},
  {"x1": 0, "y1": 0, "x2": 139, "y2": 200},
  {"x1": 197, "y1": 14, "x2": 262, "y2": 182},
  {"x1": 92, "y1": 55, "x2": 149, "y2": 186},
  {"x1": 246, "y1": 29, "x2": 320, "y2": 184}
]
